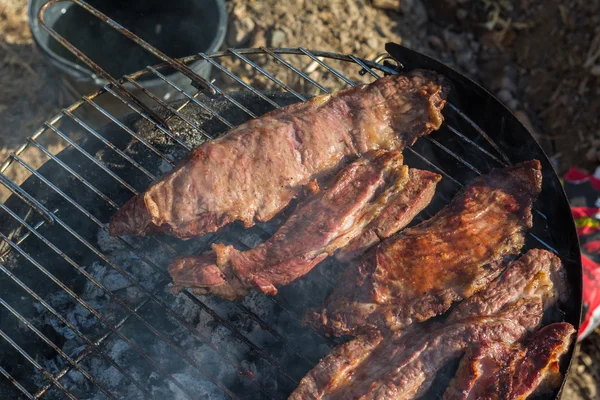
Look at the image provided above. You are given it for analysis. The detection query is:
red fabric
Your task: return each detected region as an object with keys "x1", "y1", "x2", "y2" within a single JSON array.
[
  {"x1": 578, "y1": 227, "x2": 600, "y2": 236},
  {"x1": 580, "y1": 254, "x2": 600, "y2": 338},
  {"x1": 584, "y1": 240, "x2": 600, "y2": 254},
  {"x1": 564, "y1": 167, "x2": 600, "y2": 191},
  {"x1": 572, "y1": 207, "x2": 600, "y2": 219}
]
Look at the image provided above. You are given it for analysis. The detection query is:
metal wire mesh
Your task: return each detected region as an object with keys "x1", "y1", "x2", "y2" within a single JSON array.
[{"x1": 0, "y1": 1, "x2": 563, "y2": 399}]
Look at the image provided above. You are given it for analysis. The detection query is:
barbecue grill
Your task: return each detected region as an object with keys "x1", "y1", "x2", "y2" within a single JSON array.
[{"x1": 0, "y1": 1, "x2": 582, "y2": 399}]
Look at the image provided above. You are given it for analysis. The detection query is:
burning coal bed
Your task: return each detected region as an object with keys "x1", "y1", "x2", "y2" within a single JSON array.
[{"x1": 14, "y1": 221, "x2": 346, "y2": 400}]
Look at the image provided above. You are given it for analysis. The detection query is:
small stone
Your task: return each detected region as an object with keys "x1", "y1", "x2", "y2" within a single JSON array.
[
  {"x1": 366, "y1": 37, "x2": 379, "y2": 50},
  {"x1": 507, "y1": 98, "x2": 519, "y2": 110},
  {"x1": 270, "y1": 30, "x2": 286, "y2": 48},
  {"x1": 501, "y1": 76, "x2": 517, "y2": 92},
  {"x1": 249, "y1": 26, "x2": 267, "y2": 48},
  {"x1": 409, "y1": 0, "x2": 428, "y2": 25},
  {"x1": 456, "y1": 8, "x2": 468, "y2": 20},
  {"x1": 372, "y1": 0, "x2": 400, "y2": 11},
  {"x1": 427, "y1": 35, "x2": 444, "y2": 50},
  {"x1": 497, "y1": 89, "x2": 513, "y2": 104},
  {"x1": 227, "y1": 16, "x2": 255, "y2": 47}
]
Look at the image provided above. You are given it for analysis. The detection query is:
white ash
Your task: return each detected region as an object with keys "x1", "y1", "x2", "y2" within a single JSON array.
[{"x1": 28, "y1": 219, "x2": 335, "y2": 399}]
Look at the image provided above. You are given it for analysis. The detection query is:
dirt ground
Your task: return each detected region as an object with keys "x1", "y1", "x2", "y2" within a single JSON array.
[{"x1": 1, "y1": 0, "x2": 600, "y2": 398}]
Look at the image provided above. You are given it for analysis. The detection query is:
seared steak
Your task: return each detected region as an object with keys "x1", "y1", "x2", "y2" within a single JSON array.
[
  {"x1": 168, "y1": 151, "x2": 440, "y2": 300},
  {"x1": 443, "y1": 322, "x2": 575, "y2": 400},
  {"x1": 109, "y1": 71, "x2": 448, "y2": 239},
  {"x1": 447, "y1": 249, "x2": 570, "y2": 323},
  {"x1": 304, "y1": 160, "x2": 542, "y2": 336},
  {"x1": 291, "y1": 249, "x2": 567, "y2": 400},
  {"x1": 290, "y1": 300, "x2": 542, "y2": 400}
]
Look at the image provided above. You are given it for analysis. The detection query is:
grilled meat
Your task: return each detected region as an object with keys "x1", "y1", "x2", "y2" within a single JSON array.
[
  {"x1": 443, "y1": 322, "x2": 575, "y2": 400},
  {"x1": 168, "y1": 151, "x2": 441, "y2": 300},
  {"x1": 290, "y1": 300, "x2": 542, "y2": 400},
  {"x1": 291, "y1": 249, "x2": 567, "y2": 400},
  {"x1": 109, "y1": 71, "x2": 448, "y2": 239},
  {"x1": 304, "y1": 160, "x2": 542, "y2": 336},
  {"x1": 447, "y1": 249, "x2": 569, "y2": 324}
]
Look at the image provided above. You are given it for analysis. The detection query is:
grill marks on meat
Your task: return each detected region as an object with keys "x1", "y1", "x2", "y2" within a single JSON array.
[
  {"x1": 109, "y1": 71, "x2": 448, "y2": 239},
  {"x1": 290, "y1": 249, "x2": 569, "y2": 400},
  {"x1": 168, "y1": 151, "x2": 441, "y2": 300},
  {"x1": 304, "y1": 160, "x2": 543, "y2": 337},
  {"x1": 443, "y1": 322, "x2": 575, "y2": 400}
]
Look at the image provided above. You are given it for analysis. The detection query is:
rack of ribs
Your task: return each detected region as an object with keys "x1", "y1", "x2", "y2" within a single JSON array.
[
  {"x1": 304, "y1": 160, "x2": 543, "y2": 337},
  {"x1": 290, "y1": 249, "x2": 570, "y2": 400},
  {"x1": 168, "y1": 150, "x2": 441, "y2": 300},
  {"x1": 109, "y1": 70, "x2": 448, "y2": 239}
]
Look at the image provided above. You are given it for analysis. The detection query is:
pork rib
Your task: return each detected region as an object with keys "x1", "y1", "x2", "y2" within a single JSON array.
[
  {"x1": 109, "y1": 71, "x2": 448, "y2": 239},
  {"x1": 304, "y1": 160, "x2": 542, "y2": 337},
  {"x1": 443, "y1": 322, "x2": 575, "y2": 400},
  {"x1": 168, "y1": 151, "x2": 441, "y2": 300}
]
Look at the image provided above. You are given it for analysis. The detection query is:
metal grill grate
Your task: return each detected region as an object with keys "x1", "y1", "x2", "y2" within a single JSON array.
[{"x1": 0, "y1": 1, "x2": 566, "y2": 399}]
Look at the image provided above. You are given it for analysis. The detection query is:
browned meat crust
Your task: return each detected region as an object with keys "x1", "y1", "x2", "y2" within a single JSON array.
[
  {"x1": 290, "y1": 300, "x2": 541, "y2": 400},
  {"x1": 447, "y1": 249, "x2": 570, "y2": 324},
  {"x1": 443, "y1": 322, "x2": 575, "y2": 400},
  {"x1": 304, "y1": 160, "x2": 542, "y2": 337},
  {"x1": 290, "y1": 249, "x2": 567, "y2": 400},
  {"x1": 168, "y1": 151, "x2": 441, "y2": 299},
  {"x1": 109, "y1": 70, "x2": 448, "y2": 239}
]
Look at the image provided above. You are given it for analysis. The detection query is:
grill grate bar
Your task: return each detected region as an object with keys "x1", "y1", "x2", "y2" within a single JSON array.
[
  {"x1": 228, "y1": 49, "x2": 307, "y2": 101},
  {"x1": 298, "y1": 48, "x2": 356, "y2": 86},
  {"x1": 425, "y1": 137, "x2": 482, "y2": 175},
  {"x1": 44, "y1": 122, "x2": 141, "y2": 194},
  {"x1": 0, "y1": 328, "x2": 77, "y2": 400},
  {"x1": 0, "y1": 365, "x2": 34, "y2": 399},
  {"x1": 348, "y1": 55, "x2": 380, "y2": 79},
  {"x1": 82, "y1": 95, "x2": 176, "y2": 165},
  {"x1": 147, "y1": 66, "x2": 236, "y2": 128},
  {"x1": 232, "y1": 301, "x2": 315, "y2": 367},
  {"x1": 260, "y1": 47, "x2": 331, "y2": 94},
  {"x1": 7, "y1": 155, "x2": 283, "y2": 398},
  {"x1": 122, "y1": 76, "x2": 214, "y2": 140},
  {"x1": 28, "y1": 139, "x2": 119, "y2": 210},
  {"x1": 445, "y1": 125, "x2": 507, "y2": 166},
  {"x1": 0, "y1": 298, "x2": 118, "y2": 400},
  {"x1": 0, "y1": 231, "x2": 223, "y2": 400},
  {"x1": 445, "y1": 103, "x2": 512, "y2": 164},
  {"x1": 102, "y1": 85, "x2": 194, "y2": 152},
  {"x1": 61, "y1": 109, "x2": 158, "y2": 180},
  {"x1": 0, "y1": 250, "x2": 154, "y2": 399},
  {"x1": 199, "y1": 53, "x2": 281, "y2": 109},
  {"x1": 0, "y1": 173, "x2": 55, "y2": 225},
  {"x1": 0, "y1": 212, "x2": 48, "y2": 260},
  {"x1": 33, "y1": 295, "x2": 157, "y2": 400}
]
